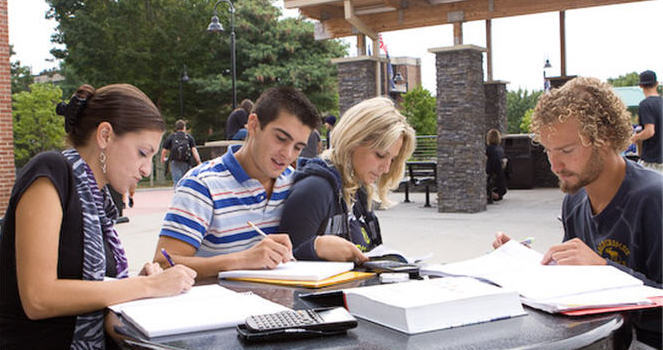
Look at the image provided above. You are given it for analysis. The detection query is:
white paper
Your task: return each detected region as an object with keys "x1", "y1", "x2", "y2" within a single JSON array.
[
  {"x1": 109, "y1": 284, "x2": 289, "y2": 338},
  {"x1": 420, "y1": 240, "x2": 647, "y2": 311},
  {"x1": 218, "y1": 261, "x2": 354, "y2": 281}
]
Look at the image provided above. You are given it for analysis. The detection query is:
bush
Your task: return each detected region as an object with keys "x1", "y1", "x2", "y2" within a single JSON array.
[
  {"x1": 401, "y1": 86, "x2": 437, "y2": 135},
  {"x1": 13, "y1": 83, "x2": 66, "y2": 167}
]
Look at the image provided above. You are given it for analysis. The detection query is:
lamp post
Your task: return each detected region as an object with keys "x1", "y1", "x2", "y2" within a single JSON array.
[
  {"x1": 179, "y1": 65, "x2": 189, "y2": 117},
  {"x1": 543, "y1": 59, "x2": 552, "y2": 92},
  {"x1": 207, "y1": 0, "x2": 237, "y2": 110}
]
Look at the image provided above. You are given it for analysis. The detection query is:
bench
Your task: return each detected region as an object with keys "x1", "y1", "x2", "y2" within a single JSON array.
[{"x1": 402, "y1": 136, "x2": 437, "y2": 207}]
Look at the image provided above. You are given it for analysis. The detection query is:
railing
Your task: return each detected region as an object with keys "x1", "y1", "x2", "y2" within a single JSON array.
[{"x1": 410, "y1": 135, "x2": 436, "y2": 161}]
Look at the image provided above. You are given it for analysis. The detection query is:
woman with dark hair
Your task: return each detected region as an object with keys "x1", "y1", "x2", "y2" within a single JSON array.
[
  {"x1": 0, "y1": 84, "x2": 196, "y2": 349},
  {"x1": 226, "y1": 98, "x2": 254, "y2": 139},
  {"x1": 486, "y1": 128, "x2": 508, "y2": 202}
]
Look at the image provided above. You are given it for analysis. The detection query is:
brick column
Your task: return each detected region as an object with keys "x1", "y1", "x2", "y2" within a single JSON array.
[
  {"x1": 0, "y1": 0, "x2": 15, "y2": 214},
  {"x1": 484, "y1": 80, "x2": 508, "y2": 135},
  {"x1": 331, "y1": 56, "x2": 386, "y2": 116},
  {"x1": 429, "y1": 45, "x2": 486, "y2": 213}
]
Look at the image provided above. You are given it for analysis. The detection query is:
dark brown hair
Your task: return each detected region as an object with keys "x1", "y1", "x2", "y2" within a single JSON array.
[
  {"x1": 64, "y1": 84, "x2": 165, "y2": 147},
  {"x1": 252, "y1": 86, "x2": 320, "y2": 130}
]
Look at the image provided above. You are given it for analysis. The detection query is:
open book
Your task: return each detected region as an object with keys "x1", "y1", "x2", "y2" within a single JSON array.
[
  {"x1": 343, "y1": 277, "x2": 526, "y2": 334},
  {"x1": 218, "y1": 261, "x2": 354, "y2": 282},
  {"x1": 421, "y1": 240, "x2": 663, "y2": 313},
  {"x1": 109, "y1": 285, "x2": 288, "y2": 338}
]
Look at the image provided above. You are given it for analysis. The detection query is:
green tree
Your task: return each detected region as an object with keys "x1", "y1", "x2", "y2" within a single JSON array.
[
  {"x1": 607, "y1": 72, "x2": 639, "y2": 87},
  {"x1": 506, "y1": 89, "x2": 542, "y2": 134},
  {"x1": 401, "y1": 86, "x2": 436, "y2": 135},
  {"x1": 12, "y1": 83, "x2": 66, "y2": 168},
  {"x1": 10, "y1": 45, "x2": 34, "y2": 94},
  {"x1": 608, "y1": 71, "x2": 662, "y2": 95},
  {"x1": 519, "y1": 108, "x2": 534, "y2": 133},
  {"x1": 46, "y1": 0, "x2": 347, "y2": 142}
]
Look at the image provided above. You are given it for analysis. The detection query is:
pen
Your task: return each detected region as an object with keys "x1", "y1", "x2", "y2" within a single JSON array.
[
  {"x1": 161, "y1": 248, "x2": 175, "y2": 267},
  {"x1": 247, "y1": 221, "x2": 295, "y2": 261},
  {"x1": 519, "y1": 237, "x2": 534, "y2": 246}
]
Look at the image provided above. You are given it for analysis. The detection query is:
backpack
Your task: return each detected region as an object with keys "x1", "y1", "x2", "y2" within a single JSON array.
[{"x1": 170, "y1": 132, "x2": 191, "y2": 162}]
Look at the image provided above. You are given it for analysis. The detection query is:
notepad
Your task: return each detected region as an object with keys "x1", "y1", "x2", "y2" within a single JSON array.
[
  {"x1": 218, "y1": 261, "x2": 354, "y2": 282},
  {"x1": 109, "y1": 285, "x2": 288, "y2": 338},
  {"x1": 343, "y1": 277, "x2": 526, "y2": 334},
  {"x1": 420, "y1": 240, "x2": 661, "y2": 314}
]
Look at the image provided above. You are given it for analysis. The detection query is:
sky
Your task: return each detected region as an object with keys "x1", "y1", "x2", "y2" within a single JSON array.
[{"x1": 8, "y1": 0, "x2": 663, "y2": 93}]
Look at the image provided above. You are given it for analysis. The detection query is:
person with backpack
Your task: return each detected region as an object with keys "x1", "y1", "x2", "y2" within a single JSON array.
[{"x1": 161, "y1": 120, "x2": 201, "y2": 187}]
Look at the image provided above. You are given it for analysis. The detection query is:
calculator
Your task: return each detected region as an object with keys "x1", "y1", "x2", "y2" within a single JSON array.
[
  {"x1": 238, "y1": 307, "x2": 357, "y2": 342},
  {"x1": 245, "y1": 307, "x2": 357, "y2": 332}
]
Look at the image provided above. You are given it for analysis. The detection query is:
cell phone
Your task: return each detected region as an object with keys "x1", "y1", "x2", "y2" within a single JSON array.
[
  {"x1": 237, "y1": 307, "x2": 357, "y2": 342},
  {"x1": 362, "y1": 259, "x2": 420, "y2": 276}
]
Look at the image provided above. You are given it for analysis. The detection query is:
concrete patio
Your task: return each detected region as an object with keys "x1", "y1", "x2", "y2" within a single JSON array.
[{"x1": 117, "y1": 187, "x2": 566, "y2": 275}]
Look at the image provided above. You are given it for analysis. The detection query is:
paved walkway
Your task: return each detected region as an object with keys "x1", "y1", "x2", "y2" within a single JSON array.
[{"x1": 117, "y1": 187, "x2": 566, "y2": 275}]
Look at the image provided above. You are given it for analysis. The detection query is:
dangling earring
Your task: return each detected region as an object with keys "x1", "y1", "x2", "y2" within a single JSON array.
[{"x1": 99, "y1": 151, "x2": 107, "y2": 174}]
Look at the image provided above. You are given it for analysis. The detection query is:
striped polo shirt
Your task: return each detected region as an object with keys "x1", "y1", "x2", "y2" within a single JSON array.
[{"x1": 159, "y1": 145, "x2": 294, "y2": 257}]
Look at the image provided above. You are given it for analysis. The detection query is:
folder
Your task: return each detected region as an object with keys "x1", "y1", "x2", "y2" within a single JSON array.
[{"x1": 223, "y1": 271, "x2": 375, "y2": 288}]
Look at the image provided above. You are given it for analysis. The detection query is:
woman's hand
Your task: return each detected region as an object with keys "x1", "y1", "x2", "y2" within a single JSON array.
[
  {"x1": 314, "y1": 235, "x2": 368, "y2": 263},
  {"x1": 139, "y1": 262, "x2": 163, "y2": 276},
  {"x1": 145, "y1": 264, "x2": 197, "y2": 298}
]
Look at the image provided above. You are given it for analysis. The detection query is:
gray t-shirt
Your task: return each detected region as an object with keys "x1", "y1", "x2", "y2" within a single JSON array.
[{"x1": 300, "y1": 129, "x2": 321, "y2": 159}]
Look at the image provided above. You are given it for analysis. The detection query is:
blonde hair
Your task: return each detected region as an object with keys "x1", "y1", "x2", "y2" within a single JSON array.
[
  {"x1": 486, "y1": 129, "x2": 501, "y2": 145},
  {"x1": 531, "y1": 77, "x2": 632, "y2": 152},
  {"x1": 321, "y1": 97, "x2": 416, "y2": 210}
]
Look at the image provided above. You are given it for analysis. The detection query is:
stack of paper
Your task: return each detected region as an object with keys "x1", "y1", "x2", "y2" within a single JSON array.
[
  {"x1": 343, "y1": 277, "x2": 526, "y2": 334},
  {"x1": 421, "y1": 240, "x2": 663, "y2": 314},
  {"x1": 109, "y1": 285, "x2": 288, "y2": 338},
  {"x1": 218, "y1": 261, "x2": 354, "y2": 281}
]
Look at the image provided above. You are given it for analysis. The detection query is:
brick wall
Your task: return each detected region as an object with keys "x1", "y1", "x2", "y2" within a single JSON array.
[
  {"x1": 431, "y1": 45, "x2": 487, "y2": 213},
  {"x1": 0, "y1": 0, "x2": 15, "y2": 214},
  {"x1": 484, "y1": 81, "x2": 507, "y2": 135},
  {"x1": 332, "y1": 56, "x2": 386, "y2": 116}
]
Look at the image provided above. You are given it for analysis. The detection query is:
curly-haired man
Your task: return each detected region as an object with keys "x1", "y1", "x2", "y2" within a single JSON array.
[{"x1": 493, "y1": 77, "x2": 662, "y2": 349}]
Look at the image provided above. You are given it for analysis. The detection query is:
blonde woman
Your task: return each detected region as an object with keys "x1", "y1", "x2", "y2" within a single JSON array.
[{"x1": 280, "y1": 97, "x2": 415, "y2": 262}]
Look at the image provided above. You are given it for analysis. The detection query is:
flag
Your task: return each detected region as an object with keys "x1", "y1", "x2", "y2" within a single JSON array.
[{"x1": 379, "y1": 34, "x2": 396, "y2": 91}]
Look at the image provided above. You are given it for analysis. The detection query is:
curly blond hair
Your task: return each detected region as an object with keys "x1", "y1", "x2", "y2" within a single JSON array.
[
  {"x1": 531, "y1": 76, "x2": 632, "y2": 152},
  {"x1": 321, "y1": 97, "x2": 416, "y2": 210}
]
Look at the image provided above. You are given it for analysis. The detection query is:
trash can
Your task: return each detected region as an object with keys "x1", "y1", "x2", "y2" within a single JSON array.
[{"x1": 503, "y1": 134, "x2": 534, "y2": 189}]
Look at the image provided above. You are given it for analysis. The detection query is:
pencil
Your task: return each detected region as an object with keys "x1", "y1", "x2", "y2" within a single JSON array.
[
  {"x1": 247, "y1": 221, "x2": 267, "y2": 237},
  {"x1": 247, "y1": 221, "x2": 295, "y2": 261}
]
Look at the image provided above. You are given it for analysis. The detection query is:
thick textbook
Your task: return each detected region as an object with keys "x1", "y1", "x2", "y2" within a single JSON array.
[
  {"x1": 218, "y1": 261, "x2": 354, "y2": 282},
  {"x1": 421, "y1": 240, "x2": 663, "y2": 314},
  {"x1": 109, "y1": 285, "x2": 288, "y2": 338},
  {"x1": 343, "y1": 277, "x2": 526, "y2": 334}
]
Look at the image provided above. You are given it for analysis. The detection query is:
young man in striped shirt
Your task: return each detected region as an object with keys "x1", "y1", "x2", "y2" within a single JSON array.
[{"x1": 154, "y1": 87, "x2": 320, "y2": 278}]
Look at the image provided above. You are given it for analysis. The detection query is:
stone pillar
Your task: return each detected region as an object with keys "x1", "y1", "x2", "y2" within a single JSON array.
[
  {"x1": 484, "y1": 80, "x2": 508, "y2": 135},
  {"x1": 331, "y1": 56, "x2": 386, "y2": 116},
  {"x1": 429, "y1": 45, "x2": 486, "y2": 213},
  {"x1": 0, "y1": 0, "x2": 15, "y2": 213}
]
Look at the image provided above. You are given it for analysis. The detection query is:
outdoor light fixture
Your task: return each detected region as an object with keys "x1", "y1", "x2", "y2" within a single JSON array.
[
  {"x1": 179, "y1": 65, "x2": 189, "y2": 117},
  {"x1": 543, "y1": 59, "x2": 552, "y2": 92},
  {"x1": 393, "y1": 72, "x2": 404, "y2": 84},
  {"x1": 208, "y1": 0, "x2": 237, "y2": 109}
]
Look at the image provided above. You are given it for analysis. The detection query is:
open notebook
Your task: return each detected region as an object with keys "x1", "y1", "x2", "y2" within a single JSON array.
[
  {"x1": 109, "y1": 285, "x2": 288, "y2": 338},
  {"x1": 421, "y1": 240, "x2": 663, "y2": 313},
  {"x1": 218, "y1": 261, "x2": 354, "y2": 281}
]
